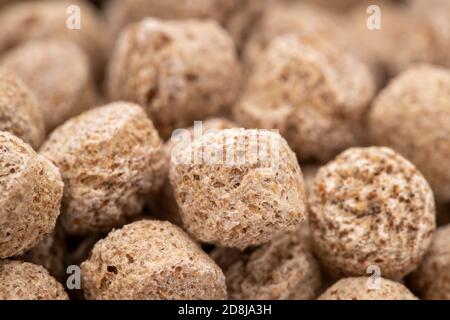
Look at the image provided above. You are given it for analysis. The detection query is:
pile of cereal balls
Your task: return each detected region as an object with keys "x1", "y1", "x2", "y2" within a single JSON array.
[{"x1": 0, "y1": 0, "x2": 449, "y2": 300}]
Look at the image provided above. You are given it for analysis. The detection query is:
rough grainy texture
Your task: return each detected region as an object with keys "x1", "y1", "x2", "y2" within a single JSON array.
[
  {"x1": 0, "y1": 260, "x2": 68, "y2": 300},
  {"x1": 211, "y1": 224, "x2": 320, "y2": 299},
  {"x1": 310, "y1": 147, "x2": 436, "y2": 279},
  {"x1": 408, "y1": 225, "x2": 450, "y2": 300},
  {"x1": 318, "y1": 277, "x2": 417, "y2": 300},
  {"x1": 81, "y1": 220, "x2": 227, "y2": 300},
  {"x1": 1, "y1": 39, "x2": 97, "y2": 132},
  {"x1": 150, "y1": 118, "x2": 237, "y2": 226},
  {"x1": 0, "y1": 0, "x2": 107, "y2": 74},
  {"x1": 235, "y1": 34, "x2": 375, "y2": 162},
  {"x1": 107, "y1": 18, "x2": 241, "y2": 139},
  {"x1": 170, "y1": 128, "x2": 307, "y2": 249},
  {"x1": 369, "y1": 65, "x2": 450, "y2": 202},
  {"x1": 105, "y1": 0, "x2": 265, "y2": 50},
  {"x1": 0, "y1": 131, "x2": 63, "y2": 259},
  {"x1": 0, "y1": 69, "x2": 45, "y2": 149},
  {"x1": 40, "y1": 102, "x2": 167, "y2": 235}
]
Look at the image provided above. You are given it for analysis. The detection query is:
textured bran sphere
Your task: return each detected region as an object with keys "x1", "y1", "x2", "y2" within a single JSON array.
[
  {"x1": 0, "y1": 0, "x2": 107, "y2": 74},
  {"x1": 235, "y1": 34, "x2": 375, "y2": 162},
  {"x1": 211, "y1": 225, "x2": 321, "y2": 300},
  {"x1": 107, "y1": 18, "x2": 241, "y2": 139},
  {"x1": 409, "y1": 225, "x2": 450, "y2": 300},
  {"x1": 1, "y1": 39, "x2": 97, "y2": 132},
  {"x1": 310, "y1": 147, "x2": 436, "y2": 279},
  {"x1": 170, "y1": 128, "x2": 307, "y2": 249},
  {"x1": 40, "y1": 102, "x2": 167, "y2": 235},
  {"x1": 0, "y1": 260, "x2": 68, "y2": 300},
  {"x1": 81, "y1": 220, "x2": 227, "y2": 300},
  {"x1": 0, "y1": 131, "x2": 63, "y2": 259},
  {"x1": 318, "y1": 277, "x2": 417, "y2": 300},
  {"x1": 0, "y1": 69, "x2": 45, "y2": 149},
  {"x1": 369, "y1": 65, "x2": 450, "y2": 202}
]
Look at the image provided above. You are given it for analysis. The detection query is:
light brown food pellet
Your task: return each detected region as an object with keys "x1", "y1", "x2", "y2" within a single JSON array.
[
  {"x1": 107, "y1": 18, "x2": 241, "y2": 139},
  {"x1": 40, "y1": 102, "x2": 167, "y2": 235},
  {"x1": 0, "y1": 260, "x2": 68, "y2": 300},
  {"x1": 1, "y1": 39, "x2": 97, "y2": 132},
  {"x1": 310, "y1": 147, "x2": 436, "y2": 279},
  {"x1": 318, "y1": 277, "x2": 417, "y2": 300},
  {"x1": 369, "y1": 64, "x2": 450, "y2": 203},
  {"x1": 0, "y1": 0, "x2": 107, "y2": 74},
  {"x1": 0, "y1": 68, "x2": 45, "y2": 149},
  {"x1": 211, "y1": 225, "x2": 321, "y2": 300},
  {"x1": 81, "y1": 220, "x2": 227, "y2": 300},
  {"x1": 408, "y1": 225, "x2": 450, "y2": 300},
  {"x1": 235, "y1": 34, "x2": 375, "y2": 162},
  {"x1": 0, "y1": 131, "x2": 63, "y2": 259},
  {"x1": 170, "y1": 128, "x2": 307, "y2": 249}
]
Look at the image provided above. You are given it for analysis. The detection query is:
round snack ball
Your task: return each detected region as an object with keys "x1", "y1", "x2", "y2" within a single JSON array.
[
  {"x1": 310, "y1": 147, "x2": 436, "y2": 279},
  {"x1": 369, "y1": 65, "x2": 450, "y2": 202},
  {"x1": 0, "y1": 260, "x2": 68, "y2": 300},
  {"x1": 0, "y1": 0, "x2": 107, "y2": 74},
  {"x1": 40, "y1": 102, "x2": 167, "y2": 235},
  {"x1": 318, "y1": 277, "x2": 417, "y2": 300},
  {"x1": 0, "y1": 68, "x2": 45, "y2": 149},
  {"x1": 170, "y1": 128, "x2": 307, "y2": 249},
  {"x1": 81, "y1": 220, "x2": 227, "y2": 300},
  {"x1": 0, "y1": 131, "x2": 63, "y2": 259},
  {"x1": 235, "y1": 34, "x2": 375, "y2": 162},
  {"x1": 1, "y1": 39, "x2": 97, "y2": 132},
  {"x1": 211, "y1": 226, "x2": 321, "y2": 300},
  {"x1": 408, "y1": 225, "x2": 450, "y2": 300},
  {"x1": 107, "y1": 18, "x2": 241, "y2": 139}
]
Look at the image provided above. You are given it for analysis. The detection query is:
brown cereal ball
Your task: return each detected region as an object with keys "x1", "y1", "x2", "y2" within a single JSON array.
[
  {"x1": 107, "y1": 18, "x2": 241, "y2": 139},
  {"x1": 235, "y1": 34, "x2": 375, "y2": 162},
  {"x1": 81, "y1": 220, "x2": 227, "y2": 300},
  {"x1": 1, "y1": 39, "x2": 97, "y2": 132},
  {"x1": 211, "y1": 225, "x2": 321, "y2": 300},
  {"x1": 369, "y1": 65, "x2": 450, "y2": 202},
  {"x1": 0, "y1": 69, "x2": 45, "y2": 149},
  {"x1": 170, "y1": 128, "x2": 307, "y2": 249},
  {"x1": 0, "y1": 131, "x2": 63, "y2": 259},
  {"x1": 0, "y1": 260, "x2": 68, "y2": 300},
  {"x1": 318, "y1": 277, "x2": 417, "y2": 300},
  {"x1": 0, "y1": 0, "x2": 107, "y2": 74},
  {"x1": 40, "y1": 102, "x2": 167, "y2": 235},
  {"x1": 310, "y1": 147, "x2": 436, "y2": 279},
  {"x1": 408, "y1": 225, "x2": 450, "y2": 300}
]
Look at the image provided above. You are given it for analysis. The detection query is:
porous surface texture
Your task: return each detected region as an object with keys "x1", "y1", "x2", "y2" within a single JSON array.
[
  {"x1": 0, "y1": 68, "x2": 45, "y2": 149},
  {"x1": 81, "y1": 220, "x2": 227, "y2": 300},
  {"x1": 309, "y1": 147, "x2": 436, "y2": 279},
  {"x1": 1, "y1": 39, "x2": 96, "y2": 132},
  {"x1": 170, "y1": 128, "x2": 307, "y2": 249},
  {"x1": 107, "y1": 18, "x2": 241, "y2": 138},
  {"x1": 211, "y1": 224, "x2": 321, "y2": 300},
  {"x1": 235, "y1": 34, "x2": 375, "y2": 162},
  {"x1": 409, "y1": 225, "x2": 450, "y2": 300},
  {"x1": 40, "y1": 102, "x2": 167, "y2": 235},
  {"x1": 318, "y1": 277, "x2": 417, "y2": 300},
  {"x1": 369, "y1": 65, "x2": 450, "y2": 202},
  {"x1": 0, "y1": 131, "x2": 63, "y2": 259},
  {"x1": 0, "y1": 260, "x2": 68, "y2": 300}
]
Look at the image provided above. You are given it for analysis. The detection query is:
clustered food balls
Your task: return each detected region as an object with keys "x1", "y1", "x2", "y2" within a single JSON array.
[
  {"x1": 81, "y1": 220, "x2": 227, "y2": 300},
  {"x1": 0, "y1": 68, "x2": 45, "y2": 149},
  {"x1": 40, "y1": 102, "x2": 167, "y2": 235},
  {"x1": 107, "y1": 18, "x2": 240, "y2": 139},
  {"x1": 170, "y1": 128, "x2": 307, "y2": 249},
  {"x1": 1, "y1": 39, "x2": 97, "y2": 132},
  {"x1": 310, "y1": 147, "x2": 436, "y2": 279},
  {"x1": 0, "y1": 131, "x2": 63, "y2": 259}
]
